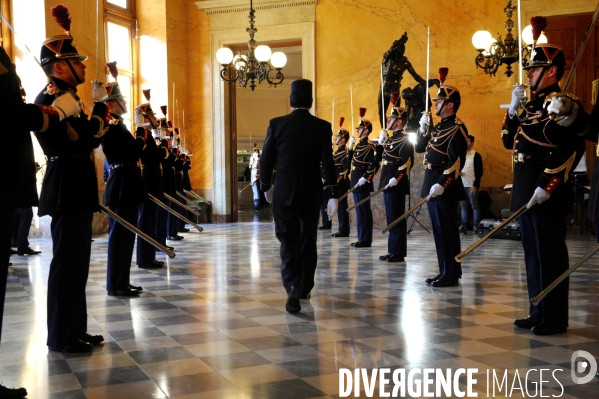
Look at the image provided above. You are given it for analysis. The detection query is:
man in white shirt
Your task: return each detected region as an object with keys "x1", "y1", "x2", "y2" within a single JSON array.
[{"x1": 459, "y1": 135, "x2": 483, "y2": 234}]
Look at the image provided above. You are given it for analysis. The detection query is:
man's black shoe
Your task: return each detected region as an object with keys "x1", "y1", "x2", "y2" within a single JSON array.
[
  {"x1": 425, "y1": 274, "x2": 443, "y2": 284},
  {"x1": 331, "y1": 231, "x2": 349, "y2": 237},
  {"x1": 318, "y1": 225, "x2": 332, "y2": 230},
  {"x1": 108, "y1": 288, "x2": 140, "y2": 297},
  {"x1": 178, "y1": 228, "x2": 190, "y2": 233},
  {"x1": 351, "y1": 241, "x2": 371, "y2": 248},
  {"x1": 300, "y1": 292, "x2": 311, "y2": 300},
  {"x1": 80, "y1": 332, "x2": 104, "y2": 345},
  {"x1": 139, "y1": 260, "x2": 164, "y2": 268},
  {"x1": 9, "y1": 249, "x2": 17, "y2": 255},
  {"x1": 49, "y1": 339, "x2": 92, "y2": 353},
  {"x1": 167, "y1": 235, "x2": 184, "y2": 241},
  {"x1": 0, "y1": 384, "x2": 27, "y2": 398},
  {"x1": 17, "y1": 247, "x2": 41, "y2": 256},
  {"x1": 431, "y1": 276, "x2": 459, "y2": 287},
  {"x1": 531, "y1": 323, "x2": 567, "y2": 336},
  {"x1": 379, "y1": 254, "x2": 391, "y2": 261},
  {"x1": 128, "y1": 284, "x2": 143, "y2": 291},
  {"x1": 10, "y1": 239, "x2": 17, "y2": 247},
  {"x1": 286, "y1": 286, "x2": 302, "y2": 313},
  {"x1": 387, "y1": 254, "x2": 405, "y2": 263},
  {"x1": 513, "y1": 316, "x2": 541, "y2": 329}
]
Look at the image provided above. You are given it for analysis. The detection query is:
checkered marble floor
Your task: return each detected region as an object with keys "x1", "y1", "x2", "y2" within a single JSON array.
[{"x1": 1, "y1": 208, "x2": 599, "y2": 398}]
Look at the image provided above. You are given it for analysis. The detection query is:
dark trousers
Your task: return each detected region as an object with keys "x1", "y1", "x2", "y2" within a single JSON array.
[
  {"x1": 353, "y1": 191, "x2": 373, "y2": 243},
  {"x1": 320, "y1": 189, "x2": 332, "y2": 227},
  {"x1": 273, "y1": 201, "x2": 320, "y2": 294},
  {"x1": 107, "y1": 202, "x2": 139, "y2": 291},
  {"x1": 157, "y1": 197, "x2": 168, "y2": 246},
  {"x1": 384, "y1": 192, "x2": 407, "y2": 256},
  {"x1": 137, "y1": 201, "x2": 158, "y2": 265},
  {"x1": 0, "y1": 208, "x2": 14, "y2": 342},
  {"x1": 167, "y1": 198, "x2": 180, "y2": 237},
  {"x1": 519, "y1": 212, "x2": 569, "y2": 327},
  {"x1": 336, "y1": 195, "x2": 350, "y2": 234},
  {"x1": 427, "y1": 199, "x2": 462, "y2": 279},
  {"x1": 11, "y1": 208, "x2": 33, "y2": 249},
  {"x1": 47, "y1": 210, "x2": 93, "y2": 347}
]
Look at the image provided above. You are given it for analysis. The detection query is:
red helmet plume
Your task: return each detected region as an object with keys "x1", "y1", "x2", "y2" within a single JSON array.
[
  {"x1": 339, "y1": 117, "x2": 345, "y2": 127},
  {"x1": 390, "y1": 92, "x2": 399, "y2": 106},
  {"x1": 438, "y1": 67, "x2": 449, "y2": 85},
  {"x1": 530, "y1": 16, "x2": 547, "y2": 45},
  {"x1": 359, "y1": 107, "x2": 367, "y2": 118},
  {"x1": 106, "y1": 62, "x2": 118, "y2": 80},
  {"x1": 160, "y1": 105, "x2": 167, "y2": 116},
  {"x1": 51, "y1": 4, "x2": 72, "y2": 34},
  {"x1": 142, "y1": 89, "x2": 151, "y2": 102}
]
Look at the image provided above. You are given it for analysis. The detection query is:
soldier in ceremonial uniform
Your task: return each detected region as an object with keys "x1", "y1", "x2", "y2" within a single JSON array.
[
  {"x1": 331, "y1": 118, "x2": 351, "y2": 237},
  {"x1": 34, "y1": 34, "x2": 108, "y2": 352},
  {"x1": 136, "y1": 105, "x2": 166, "y2": 268},
  {"x1": 377, "y1": 92, "x2": 413, "y2": 262},
  {"x1": 173, "y1": 146, "x2": 189, "y2": 233},
  {"x1": 416, "y1": 68, "x2": 467, "y2": 287},
  {"x1": 504, "y1": 44, "x2": 591, "y2": 335},
  {"x1": 164, "y1": 141, "x2": 184, "y2": 241},
  {"x1": 1, "y1": 46, "x2": 80, "y2": 398},
  {"x1": 100, "y1": 80, "x2": 147, "y2": 296},
  {"x1": 259, "y1": 79, "x2": 338, "y2": 313},
  {"x1": 318, "y1": 164, "x2": 332, "y2": 230},
  {"x1": 349, "y1": 108, "x2": 378, "y2": 248}
]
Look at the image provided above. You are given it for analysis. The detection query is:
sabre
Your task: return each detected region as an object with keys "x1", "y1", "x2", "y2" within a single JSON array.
[
  {"x1": 164, "y1": 192, "x2": 201, "y2": 217},
  {"x1": 531, "y1": 244, "x2": 599, "y2": 306},
  {"x1": 350, "y1": 84, "x2": 355, "y2": 138},
  {"x1": 176, "y1": 191, "x2": 201, "y2": 209},
  {"x1": 184, "y1": 189, "x2": 211, "y2": 204},
  {"x1": 338, "y1": 183, "x2": 359, "y2": 201},
  {"x1": 95, "y1": 0, "x2": 99, "y2": 80},
  {"x1": 347, "y1": 184, "x2": 389, "y2": 212},
  {"x1": 100, "y1": 205, "x2": 175, "y2": 258},
  {"x1": 517, "y1": 0, "x2": 523, "y2": 85},
  {"x1": 382, "y1": 197, "x2": 426, "y2": 234},
  {"x1": 380, "y1": 64, "x2": 386, "y2": 129},
  {"x1": 549, "y1": 2, "x2": 599, "y2": 118},
  {"x1": 455, "y1": 204, "x2": 528, "y2": 262},
  {"x1": 149, "y1": 194, "x2": 204, "y2": 232},
  {"x1": 424, "y1": 26, "x2": 430, "y2": 111},
  {"x1": 332, "y1": 99, "x2": 335, "y2": 135}
]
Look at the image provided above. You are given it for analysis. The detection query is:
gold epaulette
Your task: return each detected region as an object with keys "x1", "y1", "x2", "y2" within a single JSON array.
[
  {"x1": 443, "y1": 158, "x2": 461, "y2": 180},
  {"x1": 398, "y1": 157, "x2": 412, "y2": 175},
  {"x1": 544, "y1": 152, "x2": 576, "y2": 183}
]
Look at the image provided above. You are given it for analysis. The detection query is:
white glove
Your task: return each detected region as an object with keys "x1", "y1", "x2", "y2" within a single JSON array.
[
  {"x1": 509, "y1": 85, "x2": 526, "y2": 118},
  {"x1": 51, "y1": 92, "x2": 80, "y2": 121},
  {"x1": 348, "y1": 137, "x2": 356, "y2": 149},
  {"x1": 547, "y1": 96, "x2": 573, "y2": 117},
  {"x1": 427, "y1": 183, "x2": 445, "y2": 200},
  {"x1": 92, "y1": 80, "x2": 107, "y2": 103},
  {"x1": 264, "y1": 185, "x2": 274, "y2": 204},
  {"x1": 388, "y1": 177, "x2": 399, "y2": 187},
  {"x1": 134, "y1": 109, "x2": 146, "y2": 127},
  {"x1": 326, "y1": 198, "x2": 338, "y2": 219},
  {"x1": 526, "y1": 186, "x2": 550, "y2": 209},
  {"x1": 378, "y1": 129, "x2": 388, "y2": 145},
  {"x1": 356, "y1": 177, "x2": 368, "y2": 187},
  {"x1": 419, "y1": 113, "x2": 429, "y2": 133}
]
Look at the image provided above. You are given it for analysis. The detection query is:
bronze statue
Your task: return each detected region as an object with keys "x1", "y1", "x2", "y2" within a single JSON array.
[
  {"x1": 378, "y1": 32, "x2": 425, "y2": 128},
  {"x1": 402, "y1": 79, "x2": 440, "y2": 133}
]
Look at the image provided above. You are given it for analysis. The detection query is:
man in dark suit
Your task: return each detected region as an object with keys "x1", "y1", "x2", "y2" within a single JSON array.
[
  {"x1": 1, "y1": 46, "x2": 80, "y2": 398},
  {"x1": 100, "y1": 81, "x2": 147, "y2": 296},
  {"x1": 259, "y1": 79, "x2": 338, "y2": 313},
  {"x1": 35, "y1": 34, "x2": 108, "y2": 353}
]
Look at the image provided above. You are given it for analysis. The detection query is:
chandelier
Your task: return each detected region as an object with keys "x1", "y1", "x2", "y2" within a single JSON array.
[
  {"x1": 471, "y1": 0, "x2": 546, "y2": 77},
  {"x1": 215, "y1": 0, "x2": 287, "y2": 91}
]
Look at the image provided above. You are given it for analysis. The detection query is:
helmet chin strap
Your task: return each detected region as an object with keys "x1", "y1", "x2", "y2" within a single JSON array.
[
  {"x1": 64, "y1": 59, "x2": 84, "y2": 85},
  {"x1": 530, "y1": 66, "x2": 547, "y2": 93},
  {"x1": 115, "y1": 100, "x2": 127, "y2": 114},
  {"x1": 435, "y1": 99, "x2": 448, "y2": 116}
]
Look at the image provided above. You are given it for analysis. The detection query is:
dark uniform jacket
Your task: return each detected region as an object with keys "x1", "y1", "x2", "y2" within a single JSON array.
[
  {"x1": 102, "y1": 114, "x2": 147, "y2": 205},
  {"x1": 0, "y1": 47, "x2": 59, "y2": 208},
  {"x1": 161, "y1": 147, "x2": 176, "y2": 194},
  {"x1": 183, "y1": 157, "x2": 192, "y2": 191},
  {"x1": 333, "y1": 145, "x2": 350, "y2": 196},
  {"x1": 34, "y1": 78, "x2": 108, "y2": 216},
  {"x1": 587, "y1": 95, "x2": 599, "y2": 223},
  {"x1": 260, "y1": 108, "x2": 337, "y2": 206},
  {"x1": 139, "y1": 133, "x2": 164, "y2": 197},
  {"x1": 349, "y1": 138, "x2": 379, "y2": 194},
  {"x1": 416, "y1": 114, "x2": 468, "y2": 201},
  {"x1": 502, "y1": 83, "x2": 590, "y2": 213},
  {"x1": 377, "y1": 129, "x2": 414, "y2": 194}
]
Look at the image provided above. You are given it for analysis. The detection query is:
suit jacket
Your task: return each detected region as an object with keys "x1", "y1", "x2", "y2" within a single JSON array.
[
  {"x1": 34, "y1": 78, "x2": 108, "y2": 216},
  {"x1": 259, "y1": 108, "x2": 337, "y2": 207},
  {"x1": 0, "y1": 47, "x2": 58, "y2": 208}
]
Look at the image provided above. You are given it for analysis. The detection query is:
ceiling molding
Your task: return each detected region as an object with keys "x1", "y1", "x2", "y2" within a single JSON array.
[{"x1": 195, "y1": 0, "x2": 318, "y2": 15}]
